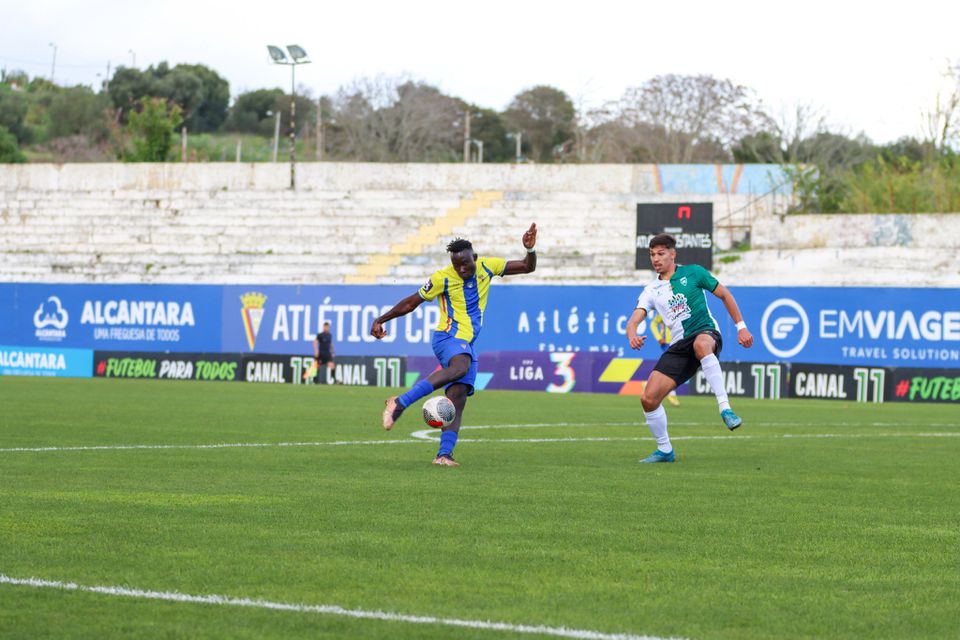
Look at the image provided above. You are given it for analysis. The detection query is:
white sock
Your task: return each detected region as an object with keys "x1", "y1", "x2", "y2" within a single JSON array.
[
  {"x1": 700, "y1": 353, "x2": 731, "y2": 412},
  {"x1": 643, "y1": 405, "x2": 672, "y2": 453}
]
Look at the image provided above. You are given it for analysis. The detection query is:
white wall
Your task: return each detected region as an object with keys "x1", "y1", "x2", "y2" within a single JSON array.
[{"x1": 2, "y1": 163, "x2": 958, "y2": 287}]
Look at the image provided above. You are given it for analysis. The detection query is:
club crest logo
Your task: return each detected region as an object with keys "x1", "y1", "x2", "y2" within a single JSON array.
[
  {"x1": 679, "y1": 277, "x2": 688, "y2": 286},
  {"x1": 240, "y1": 292, "x2": 268, "y2": 350},
  {"x1": 33, "y1": 296, "x2": 69, "y2": 341}
]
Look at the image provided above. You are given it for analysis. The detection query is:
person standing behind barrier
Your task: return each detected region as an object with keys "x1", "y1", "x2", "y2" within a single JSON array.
[{"x1": 313, "y1": 322, "x2": 336, "y2": 384}]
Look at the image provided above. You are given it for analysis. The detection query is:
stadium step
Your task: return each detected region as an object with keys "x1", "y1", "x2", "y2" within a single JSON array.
[{"x1": 344, "y1": 190, "x2": 503, "y2": 284}]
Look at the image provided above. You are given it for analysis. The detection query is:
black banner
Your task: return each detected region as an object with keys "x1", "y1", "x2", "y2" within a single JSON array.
[
  {"x1": 93, "y1": 352, "x2": 405, "y2": 387},
  {"x1": 788, "y1": 364, "x2": 887, "y2": 403},
  {"x1": 688, "y1": 361, "x2": 787, "y2": 400},
  {"x1": 94, "y1": 352, "x2": 242, "y2": 382},
  {"x1": 242, "y1": 354, "x2": 405, "y2": 387},
  {"x1": 887, "y1": 367, "x2": 960, "y2": 403},
  {"x1": 636, "y1": 202, "x2": 713, "y2": 270}
]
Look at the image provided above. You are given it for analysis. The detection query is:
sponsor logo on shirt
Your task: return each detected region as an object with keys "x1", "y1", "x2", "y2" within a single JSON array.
[{"x1": 668, "y1": 293, "x2": 691, "y2": 322}]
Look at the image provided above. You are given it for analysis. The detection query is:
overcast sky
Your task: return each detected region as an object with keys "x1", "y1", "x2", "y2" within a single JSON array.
[{"x1": 4, "y1": 0, "x2": 958, "y2": 144}]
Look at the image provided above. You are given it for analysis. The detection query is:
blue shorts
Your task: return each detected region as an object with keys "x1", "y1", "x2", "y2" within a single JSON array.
[{"x1": 431, "y1": 331, "x2": 478, "y2": 396}]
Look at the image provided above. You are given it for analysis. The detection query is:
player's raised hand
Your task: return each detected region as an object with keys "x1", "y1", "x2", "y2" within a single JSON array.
[
  {"x1": 522, "y1": 223, "x2": 537, "y2": 249},
  {"x1": 370, "y1": 320, "x2": 388, "y2": 340},
  {"x1": 629, "y1": 334, "x2": 646, "y2": 350},
  {"x1": 738, "y1": 328, "x2": 754, "y2": 348}
]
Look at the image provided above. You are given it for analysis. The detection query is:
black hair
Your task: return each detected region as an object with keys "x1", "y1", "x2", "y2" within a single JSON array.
[
  {"x1": 648, "y1": 233, "x2": 676, "y2": 250},
  {"x1": 446, "y1": 238, "x2": 473, "y2": 254}
]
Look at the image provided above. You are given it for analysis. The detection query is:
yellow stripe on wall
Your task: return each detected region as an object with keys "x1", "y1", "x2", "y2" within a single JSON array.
[{"x1": 346, "y1": 191, "x2": 503, "y2": 284}]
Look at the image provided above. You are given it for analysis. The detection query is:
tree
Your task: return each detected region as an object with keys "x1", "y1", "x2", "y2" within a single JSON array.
[
  {"x1": 125, "y1": 98, "x2": 183, "y2": 162},
  {"x1": 108, "y1": 62, "x2": 228, "y2": 132},
  {"x1": 171, "y1": 64, "x2": 229, "y2": 132},
  {"x1": 0, "y1": 69, "x2": 29, "y2": 88},
  {"x1": 224, "y1": 89, "x2": 285, "y2": 136},
  {"x1": 878, "y1": 137, "x2": 933, "y2": 164},
  {"x1": 383, "y1": 81, "x2": 461, "y2": 161},
  {"x1": 502, "y1": 86, "x2": 576, "y2": 163},
  {"x1": 0, "y1": 125, "x2": 26, "y2": 163},
  {"x1": 617, "y1": 74, "x2": 772, "y2": 162},
  {"x1": 0, "y1": 86, "x2": 33, "y2": 144},
  {"x1": 47, "y1": 86, "x2": 111, "y2": 141},
  {"x1": 107, "y1": 66, "x2": 154, "y2": 119},
  {"x1": 328, "y1": 76, "x2": 461, "y2": 162},
  {"x1": 732, "y1": 131, "x2": 784, "y2": 163},
  {"x1": 922, "y1": 59, "x2": 960, "y2": 154},
  {"x1": 465, "y1": 107, "x2": 512, "y2": 163}
]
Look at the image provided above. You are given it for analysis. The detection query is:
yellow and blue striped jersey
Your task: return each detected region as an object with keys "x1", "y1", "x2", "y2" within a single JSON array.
[
  {"x1": 418, "y1": 256, "x2": 506, "y2": 343},
  {"x1": 650, "y1": 312, "x2": 673, "y2": 344}
]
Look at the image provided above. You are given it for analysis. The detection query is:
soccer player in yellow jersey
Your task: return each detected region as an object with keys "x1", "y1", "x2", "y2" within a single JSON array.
[{"x1": 370, "y1": 223, "x2": 538, "y2": 467}]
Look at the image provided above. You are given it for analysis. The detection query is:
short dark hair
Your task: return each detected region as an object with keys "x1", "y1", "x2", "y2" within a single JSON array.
[
  {"x1": 649, "y1": 233, "x2": 676, "y2": 250},
  {"x1": 323, "y1": 321, "x2": 330, "y2": 327},
  {"x1": 446, "y1": 238, "x2": 473, "y2": 254}
]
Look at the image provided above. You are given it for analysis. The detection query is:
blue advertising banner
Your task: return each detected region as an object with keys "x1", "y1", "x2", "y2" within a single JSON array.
[
  {"x1": 220, "y1": 283, "x2": 642, "y2": 357},
  {"x1": 221, "y1": 285, "x2": 443, "y2": 356},
  {"x1": 480, "y1": 284, "x2": 960, "y2": 369},
  {"x1": 0, "y1": 345, "x2": 93, "y2": 377},
  {"x1": 715, "y1": 287, "x2": 960, "y2": 369},
  {"x1": 2, "y1": 283, "x2": 957, "y2": 369},
  {"x1": 1, "y1": 284, "x2": 222, "y2": 353}
]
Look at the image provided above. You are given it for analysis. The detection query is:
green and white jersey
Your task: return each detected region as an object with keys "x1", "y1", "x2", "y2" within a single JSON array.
[{"x1": 636, "y1": 264, "x2": 720, "y2": 344}]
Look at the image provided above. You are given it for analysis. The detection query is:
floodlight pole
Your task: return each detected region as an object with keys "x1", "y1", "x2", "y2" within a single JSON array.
[
  {"x1": 268, "y1": 45, "x2": 310, "y2": 189},
  {"x1": 48, "y1": 43, "x2": 57, "y2": 84},
  {"x1": 270, "y1": 112, "x2": 281, "y2": 162},
  {"x1": 289, "y1": 63, "x2": 296, "y2": 189}
]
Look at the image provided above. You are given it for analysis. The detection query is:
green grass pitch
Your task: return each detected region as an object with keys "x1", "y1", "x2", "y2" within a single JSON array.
[{"x1": 1, "y1": 377, "x2": 958, "y2": 639}]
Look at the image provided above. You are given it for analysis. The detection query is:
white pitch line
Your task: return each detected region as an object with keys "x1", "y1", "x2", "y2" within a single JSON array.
[
  {"x1": 0, "y1": 440, "x2": 422, "y2": 454},
  {"x1": 412, "y1": 432, "x2": 960, "y2": 444},
  {"x1": 462, "y1": 421, "x2": 960, "y2": 429},
  {"x1": 0, "y1": 574, "x2": 676, "y2": 640},
  {"x1": 4, "y1": 432, "x2": 959, "y2": 454}
]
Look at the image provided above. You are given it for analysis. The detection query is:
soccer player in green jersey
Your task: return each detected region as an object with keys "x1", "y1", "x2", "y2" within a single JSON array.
[{"x1": 626, "y1": 233, "x2": 754, "y2": 463}]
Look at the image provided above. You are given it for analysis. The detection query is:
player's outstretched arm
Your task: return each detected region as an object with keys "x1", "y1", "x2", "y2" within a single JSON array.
[
  {"x1": 370, "y1": 293, "x2": 425, "y2": 340},
  {"x1": 711, "y1": 283, "x2": 754, "y2": 348},
  {"x1": 503, "y1": 222, "x2": 537, "y2": 276},
  {"x1": 626, "y1": 308, "x2": 648, "y2": 350}
]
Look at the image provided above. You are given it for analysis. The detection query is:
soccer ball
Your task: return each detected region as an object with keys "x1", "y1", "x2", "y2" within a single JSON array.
[{"x1": 422, "y1": 395, "x2": 456, "y2": 428}]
